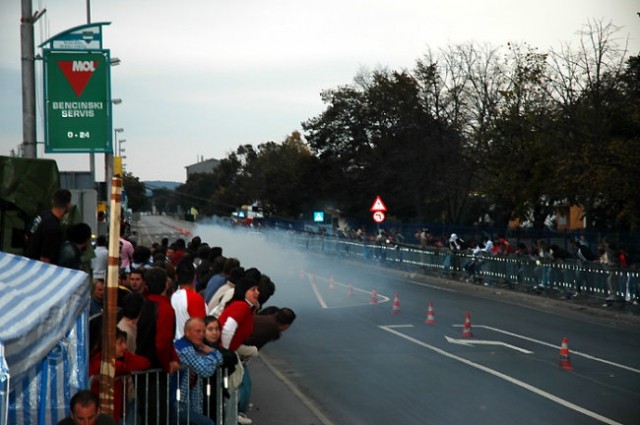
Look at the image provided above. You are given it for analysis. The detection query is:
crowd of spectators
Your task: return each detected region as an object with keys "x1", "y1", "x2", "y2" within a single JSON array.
[
  {"x1": 22, "y1": 190, "x2": 299, "y2": 425},
  {"x1": 290, "y1": 219, "x2": 638, "y2": 308},
  {"x1": 434, "y1": 231, "x2": 638, "y2": 307},
  {"x1": 49, "y1": 225, "x2": 296, "y2": 425}
]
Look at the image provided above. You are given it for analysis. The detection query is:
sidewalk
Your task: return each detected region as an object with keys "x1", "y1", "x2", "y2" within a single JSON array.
[{"x1": 243, "y1": 354, "x2": 331, "y2": 425}]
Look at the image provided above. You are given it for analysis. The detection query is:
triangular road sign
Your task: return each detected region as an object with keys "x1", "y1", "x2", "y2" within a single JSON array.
[{"x1": 370, "y1": 196, "x2": 387, "y2": 212}]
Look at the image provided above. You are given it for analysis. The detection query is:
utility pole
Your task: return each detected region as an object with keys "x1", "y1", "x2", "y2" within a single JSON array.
[
  {"x1": 86, "y1": 0, "x2": 96, "y2": 188},
  {"x1": 20, "y1": 0, "x2": 43, "y2": 159}
]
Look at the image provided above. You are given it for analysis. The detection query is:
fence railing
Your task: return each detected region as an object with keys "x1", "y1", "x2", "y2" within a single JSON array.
[
  {"x1": 0, "y1": 343, "x2": 8, "y2": 425},
  {"x1": 277, "y1": 233, "x2": 640, "y2": 302},
  {"x1": 91, "y1": 367, "x2": 238, "y2": 425}
]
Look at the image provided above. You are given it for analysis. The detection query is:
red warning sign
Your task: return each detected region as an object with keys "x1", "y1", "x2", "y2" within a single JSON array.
[{"x1": 370, "y1": 196, "x2": 387, "y2": 212}]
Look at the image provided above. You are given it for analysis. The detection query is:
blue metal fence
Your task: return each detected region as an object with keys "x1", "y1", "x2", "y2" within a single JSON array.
[{"x1": 278, "y1": 233, "x2": 640, "y2": 303}]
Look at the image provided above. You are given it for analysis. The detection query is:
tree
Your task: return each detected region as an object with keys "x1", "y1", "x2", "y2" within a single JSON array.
[
  {"x1": 547, "y1": 20, "x2": 637, "y2": 229},
  {"x1": 304, "y1": 68, "x2": 469, "y2": 222},
  {"x1": 151, "y1": 187, "x2": 177, "y2": 214},
  {"x1": 164, "y1": 20, "x2": 640, "y2": 230},
  {"x1": 175, "y1": 172, "x2": 219, "y2": 216},
  {"x1": 122, "y1": 172, "x2": 149, "y2": 211},
  {"x1": 247, "y1": 132, "x2": 320, "y2": 218},
  {"x1": 479, "y1": 43, "x2": 559, "y2": 228}
]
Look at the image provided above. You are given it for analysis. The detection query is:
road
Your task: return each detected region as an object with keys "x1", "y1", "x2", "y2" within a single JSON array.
[{"x1": 135, "y1": 215, "x2": 640, "y2": 425}]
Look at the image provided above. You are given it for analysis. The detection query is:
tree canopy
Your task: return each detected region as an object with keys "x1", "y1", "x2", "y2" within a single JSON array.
[{"x1": 150, "y1": 19, "x2": 638, "y2": 230}]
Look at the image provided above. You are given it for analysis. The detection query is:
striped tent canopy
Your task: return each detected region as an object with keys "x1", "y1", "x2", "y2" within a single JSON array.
[{"x1": 0, "y1": 251, "x2": 90, "y2": 425}]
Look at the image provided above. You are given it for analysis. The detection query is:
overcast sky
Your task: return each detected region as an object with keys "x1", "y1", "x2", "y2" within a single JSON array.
[{"x1": 1, "y1": 0, "x2": 638, "y2": 183}]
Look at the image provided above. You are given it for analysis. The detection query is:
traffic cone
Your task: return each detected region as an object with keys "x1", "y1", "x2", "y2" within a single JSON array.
[
  {"x1": 347, "y1": 284, "x2": 353, "y2": 297},
  {"x1": 370, "y1": 289, "x2": 378, "y2": 304},
  {"x1": 392, "y1": 293, "x2": 401, "y2": 313},
  {"x1": 299, "y1": 268, "x2": 305, "y2": 280},
  {"x1": 462, "y1": 312, "x2": 473, "y2": 337},
  {"x1": 425, "y1": 302, "x2": 436, "y2": 324},
  {"x1": 559, "y1": 337, "x2": 573, "y2": 370},
  {"x1": 329, "y1": 275, "x2": 335, "y2": 290}
]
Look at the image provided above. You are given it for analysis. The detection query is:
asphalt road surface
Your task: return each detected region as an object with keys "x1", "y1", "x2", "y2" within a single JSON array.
[{"x1": 134, "y1": 215, "x2": 640, "y2": 425}]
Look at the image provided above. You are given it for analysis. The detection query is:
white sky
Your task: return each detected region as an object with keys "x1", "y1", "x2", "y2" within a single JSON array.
[{"x1": 1, "y1": 0, "x2": 639, "y2": 182}]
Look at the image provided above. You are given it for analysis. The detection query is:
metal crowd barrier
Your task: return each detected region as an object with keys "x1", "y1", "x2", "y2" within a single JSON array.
[
  {"x1": 92, "y1": 367, "x2": 238, "y2": 425},
  {"x1": 0, "y1": 343, "x2": 9, "y2": 425},
  {"x1": 279, "y1": 233, "x2": 640, "y2": 302}
]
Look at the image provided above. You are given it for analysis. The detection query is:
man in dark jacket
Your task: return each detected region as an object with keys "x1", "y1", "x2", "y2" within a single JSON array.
[
  {"x1": 25, "y1": 188, "x2": 71, "y2": 264},
  {"x1": 245, "y1": 307, "x2": 296, "y2": 349},
  {"x1": 58, "y1": 223, "x2": 92, "y2": 270},
  {"x1": 239, "y1": 307, "x2": 296, "y2": 422},
  {"x1": 56, "y1": 390, "x2": 116, "y2": 425}
]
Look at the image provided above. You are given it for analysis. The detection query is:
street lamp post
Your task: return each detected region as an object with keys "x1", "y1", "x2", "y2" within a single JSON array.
[{"x1": 117, "y1": 139, "x2": 126, "y2": 157}]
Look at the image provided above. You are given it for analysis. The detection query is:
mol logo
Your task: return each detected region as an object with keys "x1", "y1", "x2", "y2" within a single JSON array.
[
  {"x1": 57, "y1": 60, "x2": 100, "y2": 97},
  {"x1": 72, "y1": 61, "x2": 97, "y2": 72}
]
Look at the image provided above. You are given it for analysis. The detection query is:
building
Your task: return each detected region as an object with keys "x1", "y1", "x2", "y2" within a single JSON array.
[{"x1": 185, "y1": 157, "x2": 220, "y2": 179}]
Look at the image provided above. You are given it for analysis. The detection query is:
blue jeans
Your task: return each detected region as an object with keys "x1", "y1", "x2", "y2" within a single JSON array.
[
  {"x1": 238, "y1": 365, "x2": 252, "y2": 413},
  {"x1": 177, "y1": 405, "x2": 215, "y2": 425}
]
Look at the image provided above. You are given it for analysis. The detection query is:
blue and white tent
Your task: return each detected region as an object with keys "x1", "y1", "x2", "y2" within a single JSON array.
[{"x1": 0, "y1": 251, "x2": 90, "y2": 425}]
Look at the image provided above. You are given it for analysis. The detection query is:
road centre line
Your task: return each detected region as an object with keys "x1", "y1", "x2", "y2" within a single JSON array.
[
  {"x1": 380, "y1": 325, "x2": 623, "y2": 425},
  {"x1": 454, "y1": 324, "x2": 640, "y2": 375}
]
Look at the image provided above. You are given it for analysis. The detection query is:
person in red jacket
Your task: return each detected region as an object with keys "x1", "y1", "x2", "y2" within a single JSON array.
[
  {"x1": 89, "y1": 328, "x2": 150, "y2": 422},
  {"x1": 136, "y1": 267, "x2": 180, "y2": 372},
  {"x1": 218, "y1": 277, "x2": 260, "y2": 351},
  {"x1": 217, "y1": 277, "x2": 260, "y2": 424},
  {"x1": 135, "y1": 266, "x2": 180, "y2": 425},
  {"x1": 171, "y1": 255, "x2": 207, "y2": 339}
]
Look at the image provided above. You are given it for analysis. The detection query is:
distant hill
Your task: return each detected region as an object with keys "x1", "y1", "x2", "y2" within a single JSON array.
[{"x1": 144, "y1": 180, "x2": 182, "y2": 196}]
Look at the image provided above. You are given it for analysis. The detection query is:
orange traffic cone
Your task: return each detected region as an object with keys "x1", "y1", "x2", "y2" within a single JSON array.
[
  {"x1": 559, "y1": 337, "x2": 573, "y2": 370},
  {"x1": 329, "y1": 275, "x2": 335, "y2": 290},
  {"x1": 462, "y1": 312, "x2": 473, "y2": 337},
  {"x1": 392, "y1": 293, "x2": 401, "y2": 313},
  {"x1": 370, "y1": 289, "x2": 378, "y2": 304},
  {"x1": 299, "y1": 268, "x2": 305, "y2": 280},
  {"x1": 425, "y1": 302, "x2": 436, "y2": 324},
  {"x1": 347, "y1": 284, "x2": 353, "y2": 297}
]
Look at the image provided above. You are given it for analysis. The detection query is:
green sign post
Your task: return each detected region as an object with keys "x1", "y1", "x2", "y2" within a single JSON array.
[{"x1": 43, "y1": 50, "x2": 112, "y2": 153}]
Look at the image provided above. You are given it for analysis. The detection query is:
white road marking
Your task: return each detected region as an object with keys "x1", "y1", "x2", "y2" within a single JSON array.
[
  {"x1": 380, "y1": 324, "x2": 623, "y2": 425},
  {"x1": 444, "y1": 335, "x2": 533, "y2": 354},
  {"x1": 309, "y1": 279, "x2": 328, "y2": 309},
  {"x1": 408, "y1": 280, "x2": 458, "y2": 292},
  {"x1": 308, "y1": 275, "x2": 391, "y2": 308},
  {"x1": 453, "y1": 324, "x2": 640, "y2": 375}
]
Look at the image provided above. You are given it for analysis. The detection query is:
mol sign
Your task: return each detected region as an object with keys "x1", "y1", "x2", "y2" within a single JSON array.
[{"x1": 44, "y1": 50, "x2": 112, "y2": 153}]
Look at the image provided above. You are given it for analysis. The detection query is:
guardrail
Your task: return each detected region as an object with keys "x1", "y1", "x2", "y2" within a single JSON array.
[
  {"x1": 91, "y1": 367, "x2": 238, "y2": 425},
  {"x1": 277, "y1": 233, "x2": 639, "y2": 303}
]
